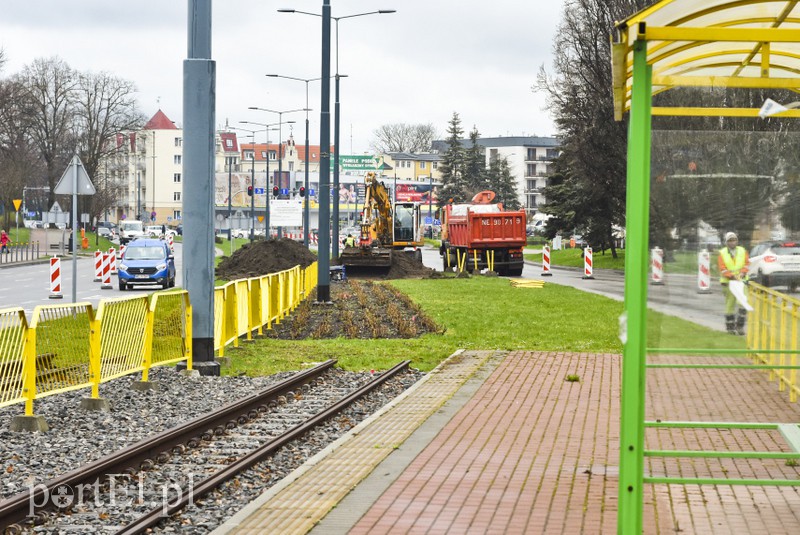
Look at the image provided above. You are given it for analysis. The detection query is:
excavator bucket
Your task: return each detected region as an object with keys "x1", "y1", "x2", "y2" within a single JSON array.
[{"x1": 339, "y1": 246, "x2": 392, "y2": 267}]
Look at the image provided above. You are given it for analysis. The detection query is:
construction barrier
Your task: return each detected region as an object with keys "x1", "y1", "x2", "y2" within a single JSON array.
[
  {"x1": 108, "y1": 247, "x2": 117, "y2": 274},
  {"x1": 167, "y1": 234, "x2": 174, "y2": 253},
  {"x1": 650, "y1": 247, "x2": 664, "y2": 285},
  {"x1": 697, "y1": 250, "x2": 711, "y2": 293},
  {"x1": 93, "y1": 251, "x2": 102, "y2": 282},
  {"x1": 0, "y1": 291, "x2": 193, "y2": 417},
  {"x1": 2, "y1": 262, "x2": 315, "y2": 421},
  {"x1": 582, "y1": 247, "x2": 594, "y2": 279},
  {"x1": 49, "y1": 257, "x2": 63, "y2": 299},
  {"x1": 100, "y1": 253, "x2": 113, "y2": 289},
  {"x1": 214, "y1": 262, "x2": 318, "y2": 357},
  {"x1": 542, "y1": 245, "x2": 552, "y2": 276}
]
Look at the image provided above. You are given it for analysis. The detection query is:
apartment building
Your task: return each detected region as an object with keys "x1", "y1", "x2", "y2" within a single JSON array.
[{"x1": 431, "y1": 136, "x2": 560, "y2": 217}]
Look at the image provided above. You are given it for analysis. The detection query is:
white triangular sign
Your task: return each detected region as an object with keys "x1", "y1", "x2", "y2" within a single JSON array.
[
  {"x1": 54, "y1": 155, "x2": 96, "y2": 195},
  {"x1": 49, "y1": 201, "x2": 63, "y2": 213},
  {"x1": 758, "y1": 98, "x2": 788, "y2": 119}
]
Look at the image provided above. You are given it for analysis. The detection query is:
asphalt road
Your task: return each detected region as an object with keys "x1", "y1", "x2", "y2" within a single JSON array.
[{"x1": 0, "y1": 242, "x2": 183, "y2": 318}]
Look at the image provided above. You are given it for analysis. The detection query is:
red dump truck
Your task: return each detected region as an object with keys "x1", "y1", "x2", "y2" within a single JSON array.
[{"x1": 440, "y1": 191, "x2": 527, "y2": 276}]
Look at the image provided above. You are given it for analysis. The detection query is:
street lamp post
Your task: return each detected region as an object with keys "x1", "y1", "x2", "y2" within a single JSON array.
[
  {"x1": 240, "y1": 120, "x2": 290, "y2": 238},
  {"x1": 247, "y1": 107, "x2": 304, "y2": 238},
  {"x1": 266, "y1": 74, "x2": 320, "y2": 248},
  {"x1": 278, "y1": 7, "x2": 396, "y2": 263}
]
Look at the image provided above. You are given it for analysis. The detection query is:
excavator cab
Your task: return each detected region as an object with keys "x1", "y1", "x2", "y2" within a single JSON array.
[{"x1": 392, "y1": 202, "x2": 422, "y2": 247}]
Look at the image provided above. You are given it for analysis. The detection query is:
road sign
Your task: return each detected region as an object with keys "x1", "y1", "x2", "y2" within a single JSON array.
[
  {"x1": 254, "y1": 188, "x2": 265, "y2": 194},
  {"x1": 54, "y1": 155, "x2": 96, "y2": 195},
  {"x1": 280, "y1": 188, "x2": 289, "y2": 195},
  {"x1": 310, "y1": 189, "x2": 315, "y2": 196},
  {"x1": 151, "y1": 211, "x2": 156, "y2": 218},
  {"x1": 270, "y1": 199, "x2": 302, "y2": 226},
  {"x1": 12, "y1": 199, "x2": 21, "y2": 211}
]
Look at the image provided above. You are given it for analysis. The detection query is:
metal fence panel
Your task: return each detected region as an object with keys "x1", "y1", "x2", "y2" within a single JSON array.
[{"x1": 0, "y1": 308, "x2": 28, "y2": 408}]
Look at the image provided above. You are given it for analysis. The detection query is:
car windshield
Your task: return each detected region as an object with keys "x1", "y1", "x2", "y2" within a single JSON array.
[
  {"x1": 772, "y1": 245, "x2": 800, "y2": 255},
  {"x1": 125, "y1": 246, "x2": 166, "y2": 260}
]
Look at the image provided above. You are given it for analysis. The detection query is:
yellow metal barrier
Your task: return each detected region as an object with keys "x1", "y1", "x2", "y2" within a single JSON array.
[
  {"x1": 94, "y1": 295, "x2": 149, "y2": 384},
  {"x1": 748, "y1": 282, "x2": 800, "y2": 402},
  {"x1": 0, "y1": 308, "x2": 28, "y2": 409},
  {"x1": 0, "y1": 262, "x2": 315, "y2": 417}
]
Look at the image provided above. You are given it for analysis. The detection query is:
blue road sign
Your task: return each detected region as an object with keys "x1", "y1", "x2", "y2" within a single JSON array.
[
  {"x1": 310, "y1": 189, "x2": 315, "y2": 196},
  {"x1": 254, "y1": 187, "x2": 265, "y2": 194},
  {"x1": 281, "y1": 188, "x2": 289, "y2": 195}
]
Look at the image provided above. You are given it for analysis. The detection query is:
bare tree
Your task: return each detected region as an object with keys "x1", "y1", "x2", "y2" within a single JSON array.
[
  {"x1": 371, "y1": 123, "x2": 437, "y2": 153},
  {"x1": 75, "y1": 71, "x2": 145, "y2": 222},
  {"x1": 17, "y1": 57, "x2": 79, "y2": 208}
]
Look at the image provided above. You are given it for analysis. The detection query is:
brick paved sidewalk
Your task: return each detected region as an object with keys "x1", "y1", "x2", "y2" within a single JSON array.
[{"x1": 351, "y1": 351, "x2": 800, "y2": 534}]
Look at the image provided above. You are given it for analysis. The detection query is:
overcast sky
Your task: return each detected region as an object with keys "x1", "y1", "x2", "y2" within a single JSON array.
[{"x1": 0, "y1": 1, "x2": 565, "y2": 154}]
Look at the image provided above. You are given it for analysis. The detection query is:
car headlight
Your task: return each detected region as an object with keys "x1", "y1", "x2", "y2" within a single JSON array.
[
  {"x1": 156, "y1": 263, "x2": 167, "y2": 271},
  {"x1": 119, "y1": 264, "x2": 128, "y2": 272}
]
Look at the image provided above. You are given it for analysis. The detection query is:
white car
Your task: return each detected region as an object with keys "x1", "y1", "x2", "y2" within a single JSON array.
[
  {"x1": 749, "y1": 240, "x2": 800, "y2": 291},
  {"x1": 145, "y1": 225, "x2": 165, "y2": 238}
]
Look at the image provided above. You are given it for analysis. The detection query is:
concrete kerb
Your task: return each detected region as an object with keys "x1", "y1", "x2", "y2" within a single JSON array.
[{"x1": 210, "y1": 349, "x2": 501, "y2": 535}]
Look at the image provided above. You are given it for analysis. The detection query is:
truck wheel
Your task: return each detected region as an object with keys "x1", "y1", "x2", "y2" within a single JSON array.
[{"x1": 414, "y1": 249, "x2": 423, "y2": 263}]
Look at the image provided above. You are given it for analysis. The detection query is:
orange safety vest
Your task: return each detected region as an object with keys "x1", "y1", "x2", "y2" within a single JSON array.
[{"x1": 718, "y1": 246, "x2": 748, "y2": 284}]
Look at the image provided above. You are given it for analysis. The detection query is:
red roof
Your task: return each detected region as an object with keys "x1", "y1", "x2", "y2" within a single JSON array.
[
  {"x1": 219, "y1": 132, "x2": 239, "y2": 153},
  {"x1": 143, "y1": 109, "x2": 178, "y2": 130}
]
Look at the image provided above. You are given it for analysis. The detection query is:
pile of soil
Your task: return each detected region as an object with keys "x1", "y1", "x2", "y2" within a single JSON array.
[
  {"x1": 266, "y1": 279, "x2": 443, "y2": 340},
  {"x1": 216, "y1": 238, "x2": 317, "y2": 280},
  {"x1": 218, "y1": 237, "x2": 438, "y2": 281}
]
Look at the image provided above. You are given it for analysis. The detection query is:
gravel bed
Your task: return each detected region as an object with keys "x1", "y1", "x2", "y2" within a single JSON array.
[{"x1": 0, "y1": 365, "x2": 424, "y2": 533}]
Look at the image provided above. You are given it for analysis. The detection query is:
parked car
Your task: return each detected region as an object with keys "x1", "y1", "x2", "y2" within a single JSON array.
[
  {"x1": 749, "y1": 240, "x2": 800, "y2": 291},
  {"x1": 97, "y1": 227, "x2": 116, "y2": 239},
  {"x1": 117, "y1": 238, "x2": 176, "y2": 291},
  {"x1": 145, "y1": 225, "x2": 165, "y2": 238}
]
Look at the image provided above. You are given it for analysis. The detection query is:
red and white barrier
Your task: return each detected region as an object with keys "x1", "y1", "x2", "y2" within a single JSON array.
[
  {"x1": 49, "y1": 257, "x2": 63, "y2": 299},
  {"x1": 542, "y1": 245, "x2": 552, "y2": 276},
  {"x1": 167, "y1": 234, "x2": 174, "y2": 252},
  {"x1": 118, "y1": 244, "x2": 126, "y2": 261},
  {"x1": 697, "y1": 250, "x2": 711, "y2": 293},
  {"x1": 93, "y1": 250, "x2": 102, "y2": 282},
  {"x1": 100, "y1": 253, "x2": 113, "y2": 289},
  {"x1": 651, "y1": 247, "x2": 664, "y2": 285},
  {"x1": 583, "y1": 247, "x2": 594, "y2": 279},
  {"x1": 108, "y1": 248, "x2": 117, "y2": 274}
]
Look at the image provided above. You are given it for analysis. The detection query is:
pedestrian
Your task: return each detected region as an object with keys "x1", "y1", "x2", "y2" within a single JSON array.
[
  {"x1": 717, "y1": 232, "x2": 749, "y2": 335},
  {"x1": 343, "y1": 233, "x2": 356, "y2": 248},
  {"x1": 0, "y1": 230, "x2": 9, "y2": 254}
]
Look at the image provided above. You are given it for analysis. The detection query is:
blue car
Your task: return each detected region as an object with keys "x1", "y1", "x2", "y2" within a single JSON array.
[{"x1": 117, "y1": 238, "x2": 176, "y2": 290}]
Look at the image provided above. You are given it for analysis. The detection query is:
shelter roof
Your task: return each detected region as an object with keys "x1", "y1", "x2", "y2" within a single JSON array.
[{"x1": 612, "y1": 0, "x2": 800, "y2": 119}]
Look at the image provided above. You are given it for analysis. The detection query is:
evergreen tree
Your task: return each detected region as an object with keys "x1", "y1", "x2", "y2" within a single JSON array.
[
  {"x1": 486, "y1": 156, "x2": 521, "y2": 210},
  {"x1": 463, "y1": 126, "x2": 486, "y2": 195},
  {"x1": 437, "y1": 112, "x2": 467, "y2": 205}
]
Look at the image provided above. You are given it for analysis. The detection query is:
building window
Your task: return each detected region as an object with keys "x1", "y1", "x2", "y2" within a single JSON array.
[
  {"x1": 261, "y1": 151, "x2": 267, "y2": 159},
  {"x1": 225, "y1": 138, "x2": 233, "y2": 149},
  {"x1": 269, "y1": 150, "x2": 277, "y2": 160},
  {"x1": 244, "y1": 150, "x2": 254, "y2": 160},
  {"x1": 527, "y1": 148, "x2": 536, "y2": 160},
  {"x1": 432, "y1": 162, "x2": 438, "y2": 169},
  {"x1": 175, "y1": 137, "x2": 182, "y2": 147},
  {"x1": 174, "y1": 173, "x2": 181, "y2": 183},
  {"x1": 289, "y1": 161, "x2": 294, "y2": 171},
  {"x1": 526, "y1": 164, "x2": 536, "y2": 177},
  {"x1": 173, "y1": 191, "x2": 181, "y2": 201},
  {"x1": 173, "y1": 210, "x2": 181, "y2": 220},
  {"x1": 174, "y1": 155, "x2": 182, "y2": 165},
  {"x1": 490, "y1": 148, "x2": 499, "y2": 160},
  {"x1": 420, "y1": 162, "x2": 426, "y2": 169}
]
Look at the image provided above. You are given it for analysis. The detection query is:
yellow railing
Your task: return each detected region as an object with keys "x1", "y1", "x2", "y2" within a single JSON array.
[
  {"x1": 747, "y1": 282, "x2": 800, "y2": 402},
  {"x1": 0, "y1": 262, "x2": 317, "y2": 417},
  {"x1": 0, "y1": 290, "x2": 192, "y2": 416},
  {"x1": 214, "y1": 262, "x2": 318, "y2": 356}
]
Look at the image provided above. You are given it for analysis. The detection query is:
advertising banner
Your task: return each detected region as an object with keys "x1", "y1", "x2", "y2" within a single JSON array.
[{"x1": 395, "y1": 184, "x2": 438, "y2": 203}]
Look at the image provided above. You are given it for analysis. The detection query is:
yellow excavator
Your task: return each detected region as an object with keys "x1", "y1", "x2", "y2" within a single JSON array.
[{"x1": 340, "y1": 171, "x2": 424, "y2": 268}]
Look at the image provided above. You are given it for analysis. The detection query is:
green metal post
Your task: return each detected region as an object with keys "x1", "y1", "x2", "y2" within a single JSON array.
[{"x1": 618, "y1": 36, "x2": 652, "y2": 535}]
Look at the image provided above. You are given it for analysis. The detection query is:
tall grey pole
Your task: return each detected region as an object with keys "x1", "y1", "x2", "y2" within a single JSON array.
[
  {"x1": 277, "y1": 115, "x2": 283, "y2": 239},
  {"x1": 304, "y1": 101, "x2": 310, "y2": 247},
  {"x1": 317, "y1": 0, "x2": 332, "y2": 303},
  {"x1": 182, "y1": 0, "x2": 219, "y2": 375},
  {"x1": 250, "y1": 149, "x2": 255, "y2": 242},
  {"x1": 266, "y1": 134, "x2": 270, "y2": 235},
  {"x1": 332, "y1": 74, "x2": 341, "y2": 258},
  {"x1": 227, "y1": 158, "x2": 233, "y2": 255},
  {"x1": 71, "y1": 157, "x2": 78, "y2": 303}
]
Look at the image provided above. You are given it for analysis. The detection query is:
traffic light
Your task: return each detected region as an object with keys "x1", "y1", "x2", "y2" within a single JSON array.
[
  {"x1": 299, "y1": 186, "x2": 306, "y2": 197},
  {"x1": 272, "y1": 186, "x2": 279, "y2": 197},
  {"x1": 247, "y1": 185, "x2": 253, "y2": 197}
]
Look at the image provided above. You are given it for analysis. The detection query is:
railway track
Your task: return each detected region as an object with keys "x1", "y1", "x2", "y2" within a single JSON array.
[{"x1": 0, "y1": 359, "x2": 412, "y2": 534}]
